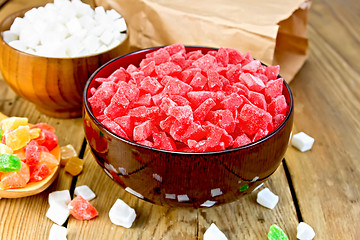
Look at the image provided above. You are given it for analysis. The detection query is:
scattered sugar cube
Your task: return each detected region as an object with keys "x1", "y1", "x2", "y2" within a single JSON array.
[
  {"x1": 177, "y1": 194, "x2": 190, "y2": 202},
  {"x1": 74, "y1": 185, "x2": 96, "y2": 201},
  {"x1": 109, "y1": 199, "x2": 136, "y2": 228},
  {"x1": 291, "y1": 132, "x2": 314, "y2": 152},
  {"x1": 49, "y1": 224, "x2": 67, "y2": 240},
  {"x1": 297, "y1": 222, "x2": 315, "y2": 240},
  {"x1": 211, "y1": 188, "x2": 223, "y2": 197},
  {"x1": 48, "y1": 190, "x2": 71, "y2": 206},
  {"x1": 46, "y1": 201, "x2": 70, "y2": 225},
  {"x1": 256, "y1": 188, "x2": 279, "y2": 209},
  {"x1": 203, "y1": 223, "x2": 228, "y2": 240}
]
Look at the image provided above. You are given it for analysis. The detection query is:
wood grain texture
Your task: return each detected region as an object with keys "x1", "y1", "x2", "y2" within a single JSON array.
[{"x1": 284, "y1": 0, "x2": 360, "y2": 239}]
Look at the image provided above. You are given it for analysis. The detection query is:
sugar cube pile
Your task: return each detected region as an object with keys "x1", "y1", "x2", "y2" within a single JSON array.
[
  {"x1": 291, "y1": 132, "x2": 314, "y2": 152},
  {"x1": 3, "y1": 0, "x2": 127, "y2": 58},
  {"x1": 297, "y1": 222, "x2": 315, "y2": 240},
  {"x1": 109, "y1": 199, "x2": 136, "y2": 228},
  {"x1": 203, "y1": 223, "x2": 228, "y2": 240},
  {"x1": 256, "y1": 187, "x2": 279, "y2": 210}
]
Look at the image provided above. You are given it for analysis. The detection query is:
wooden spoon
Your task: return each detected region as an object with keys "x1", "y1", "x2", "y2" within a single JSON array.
[{"x1": 0, "y1": 113, "x2": 61, "y2": 198}]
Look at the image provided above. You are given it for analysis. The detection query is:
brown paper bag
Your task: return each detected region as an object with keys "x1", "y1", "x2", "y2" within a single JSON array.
[{"x1": 96, "y1": 0, "x2": 311, "y2": 82}]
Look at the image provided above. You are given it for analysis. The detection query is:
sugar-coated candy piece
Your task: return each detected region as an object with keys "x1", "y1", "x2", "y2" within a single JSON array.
[
  {"x1": 29, "y1": 128, "x2": 41, "y2": 139},
  {"x1": 239, "y1": 72, "x2": 265, "y2": 92},
  {"x1": 291, "y1": 132, "x2": 314, "y2": 152},
  {"x1": 153, "y1": 131, "x2": 176, "y2": 151},
  {"x1": 297, "y1": 222, "x2": 315, "y2": 240},
  {"x1": 30, "y1": 163, "x2": 51, "y2": 182},
  {"x1": 68, "y1": 195, "x2": 98, "y2": 220},
  {"x1": 109, "y1": 199, "x2": 136, "y2": 228},
  {"x1": 0, "y1": 153, "x2": 21, "y2": 173},
  {"x1": 242, "y1": 59, "x2": 261, "y2": 73},
  {"x1": 39, "y1": 151, "x2": 59, "y2": 169},
  {"x1": 60, "y1": 144, "x2": 77, "y2": 166},
  {"x1": 268, "y1": 95, "x2": 288, "y2": 116},
  {"x1": 46, "y1": 201, "x2": 70, "y2": 226},
  {"x1": 0, "y1": 117, "x2": 28, "y2": 132},
  {"x1": 193, "y1": 98, "x2": 216, "y2": 122},
  {"x1": 268, "y1": 224, "x2": 288, "y2": 240},
  {"x1": 0, "y1": 162, "x2": 30, "y2": 189},
  {"x1": 48, "y1": 224, "x2": 67, "y2": 240},
  {"x1": 238, "y1": 104, "x2": 272, "y2": 135},
  {"x1": 203, "y1": 223, "x2": 228, "y2": 240},
  {"x1": 64, "y1": 156, "x2": 84, "y2": 176},
  {"x1": 233, "y1": 134, "x2": 252, "y2": 148},
  {"x1": 33, "y1": 128, "x2": 58, "y2": 151},
  {"x1": 133, "y1": 120, "x2": 154, "y2": 141},
  {"x1": 74, "y1": 185, "x2": 96, "y2": 201},
  {"x1": 5, "y1": 125, "x2": 31, "y2": 150},
  {"x1": 256, "y1": 188, "x2": 279, "y2": 209},
  {"x1": 0, "y1": 143, "x2": 13, "y2": 154},
  {"x1": 48, "y1": 190, "x2": 71, "y2": 207},
  {"x1": 24, "y1": 143, "x2": 40, "y2": 167}
]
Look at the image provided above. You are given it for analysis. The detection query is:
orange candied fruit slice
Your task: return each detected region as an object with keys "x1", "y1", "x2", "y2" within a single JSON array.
[
  {"x1": 39, "y1": 151, "x2": 59, "y2": 169},
  {"x1": 0, "y1": 117, "x2": 28, "y2": 132},
  {"x1": 65, "y1": 157, "x2": 84, "y2": 176},
  {"x1": 0, "y1": 162, "x2": 30, "y2": 190},
  {"x1": 5, "y1": 125, "x2": 31, "y2": 151},
  {"x1": 60, "y1": 144, "x2": 77, "y2": 166}
]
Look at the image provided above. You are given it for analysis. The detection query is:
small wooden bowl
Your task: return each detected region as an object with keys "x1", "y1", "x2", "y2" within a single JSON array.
[
  {"x1": 83, "y1": 46, "x2": 294, "y2": 208},
  {"x1": 0, "y1": 6, "x2": 130, "y2": 118}
]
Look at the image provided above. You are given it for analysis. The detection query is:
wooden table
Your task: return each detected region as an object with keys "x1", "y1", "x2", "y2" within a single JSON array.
[{"x1": 0, "y1": 0, "x2": 359, "y2": 239}]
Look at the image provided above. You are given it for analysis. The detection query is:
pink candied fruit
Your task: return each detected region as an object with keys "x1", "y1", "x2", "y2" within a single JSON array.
[
  {"x1": 88, "y1": 44, "x2": 290, "y2": 152},
  {"x1": 68, "y1": 195, "x2": 98, "y2": 220}
]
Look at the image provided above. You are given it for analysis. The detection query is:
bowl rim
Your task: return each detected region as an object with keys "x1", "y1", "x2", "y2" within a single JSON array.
[
  {"x1": 83, "y1": 45, "x2": 294, "y2": 155},
  {"x1": 0, "y1": 4, "x2": 129, "y2": 59}
]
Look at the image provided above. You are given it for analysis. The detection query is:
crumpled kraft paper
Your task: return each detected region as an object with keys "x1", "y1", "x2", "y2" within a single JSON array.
[{"x1": 96, "y1": 0, "x2": 311, "y2": 82}]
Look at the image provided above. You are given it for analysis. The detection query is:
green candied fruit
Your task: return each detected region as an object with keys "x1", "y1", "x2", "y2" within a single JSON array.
[
  {"x1": 239, "y1": 184, "x2": 249, "y2": 192},
  {"x1": 0, "y1": 153, "x2": 21, "y2": 173},
  {"x1": 0, "y1": 129, "x2": 3, "y2": 140},
  {"x1": 267, "y1": 224, "x2": 289, "y2": 240}
]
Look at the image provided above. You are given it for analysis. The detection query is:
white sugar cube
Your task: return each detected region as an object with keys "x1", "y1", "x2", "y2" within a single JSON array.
[
  {"x1": 8, "y1": 40, "x2": 27, "y2": 52},
  {"x1": 113, "y1": 18, "x2": 127, "y2": 32},
  {"x1": 65, "y1": 18, "x2": 82, "y2": 34},
  {"x1": 74, "y1": 185, "x2": 96, "y2": 201},
  {"x1": 109, "y1": 199, "x2": 136, "y2": 228},
  {"x1": 106, "y1": 9, "x2": 121, "y2": 20},
  {"x1": 48, "y1": 190, "x2": 71, "y2": 206},
  {"x1": 291, "y1": 132, "x2": 314, "y2": 152},
  {"x1": 94, "y1": 6, "x2": 106, "y2": 19},
  {"x1": 204, "y1": 223, "x2": 228, "y2": 240},
  {"x1": 2, "y1": 30, "x2": 18, "y2": 43},
  {"x1": 297, "y1": 222, "x2": 315, "y2": 240},
  {"x1": 49, "y1": 224, "x2": 67, "y2": 240},
  {"x1": 99, "y1": 29, "x2": 114, "y2": 46},
  {"x1": 256, "y1": 188, "x2": 279, "y2": 209},
  {"x1": 177, "y1": 194, "x2": 189, "y2": 202},
  {"x1": 9, "y1": 17, "x2": 26, "y2": 35},
  {"x1": 46, "y1": 201, "x2": 70, "y2": 226}
]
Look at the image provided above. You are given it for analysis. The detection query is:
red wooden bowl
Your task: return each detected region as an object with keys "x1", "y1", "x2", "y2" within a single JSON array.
[
  {"x1": 0, "y1": 6, "x2": 129, "y2": 118},
  {"x1": 83, "y1": 46, "x2": 294, "y2": 208}
]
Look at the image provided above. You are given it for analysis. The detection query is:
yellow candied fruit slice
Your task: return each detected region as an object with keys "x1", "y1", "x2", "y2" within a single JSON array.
[
  {"x1": 64, "y1": 156, "x2": 84, "y2": 176},
  {"x1": 60, "y1": 144, "x2": 77, "y2": 166},
  {"x1": 0, "y1": 143, "x2": 13, "y2": 154},
  {"x1": 29, "y1": 128, "x2": 41, "y2": 139},
  {"x1": 0, "y1": 117, "x2": 28, "y2": 132},
  {"x1": 5, "y1": 125, "x2": 31, "y2": 151},
  {"x1": 39, "y1": 151, "x2": 59, "y2": 169}
]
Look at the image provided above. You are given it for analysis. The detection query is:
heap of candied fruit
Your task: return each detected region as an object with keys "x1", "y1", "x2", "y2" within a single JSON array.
[
  {"x1": 0, "y1": 117, "x2": 58, "y2": 189},
  {"x1": 88, "y1": 44, "x2": 289, "y2": 152}
]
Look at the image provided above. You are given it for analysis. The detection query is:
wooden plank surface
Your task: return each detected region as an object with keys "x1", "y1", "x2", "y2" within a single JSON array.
[{"x1": 284, "y1": 0, "x2": 360, "y2": 239}]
